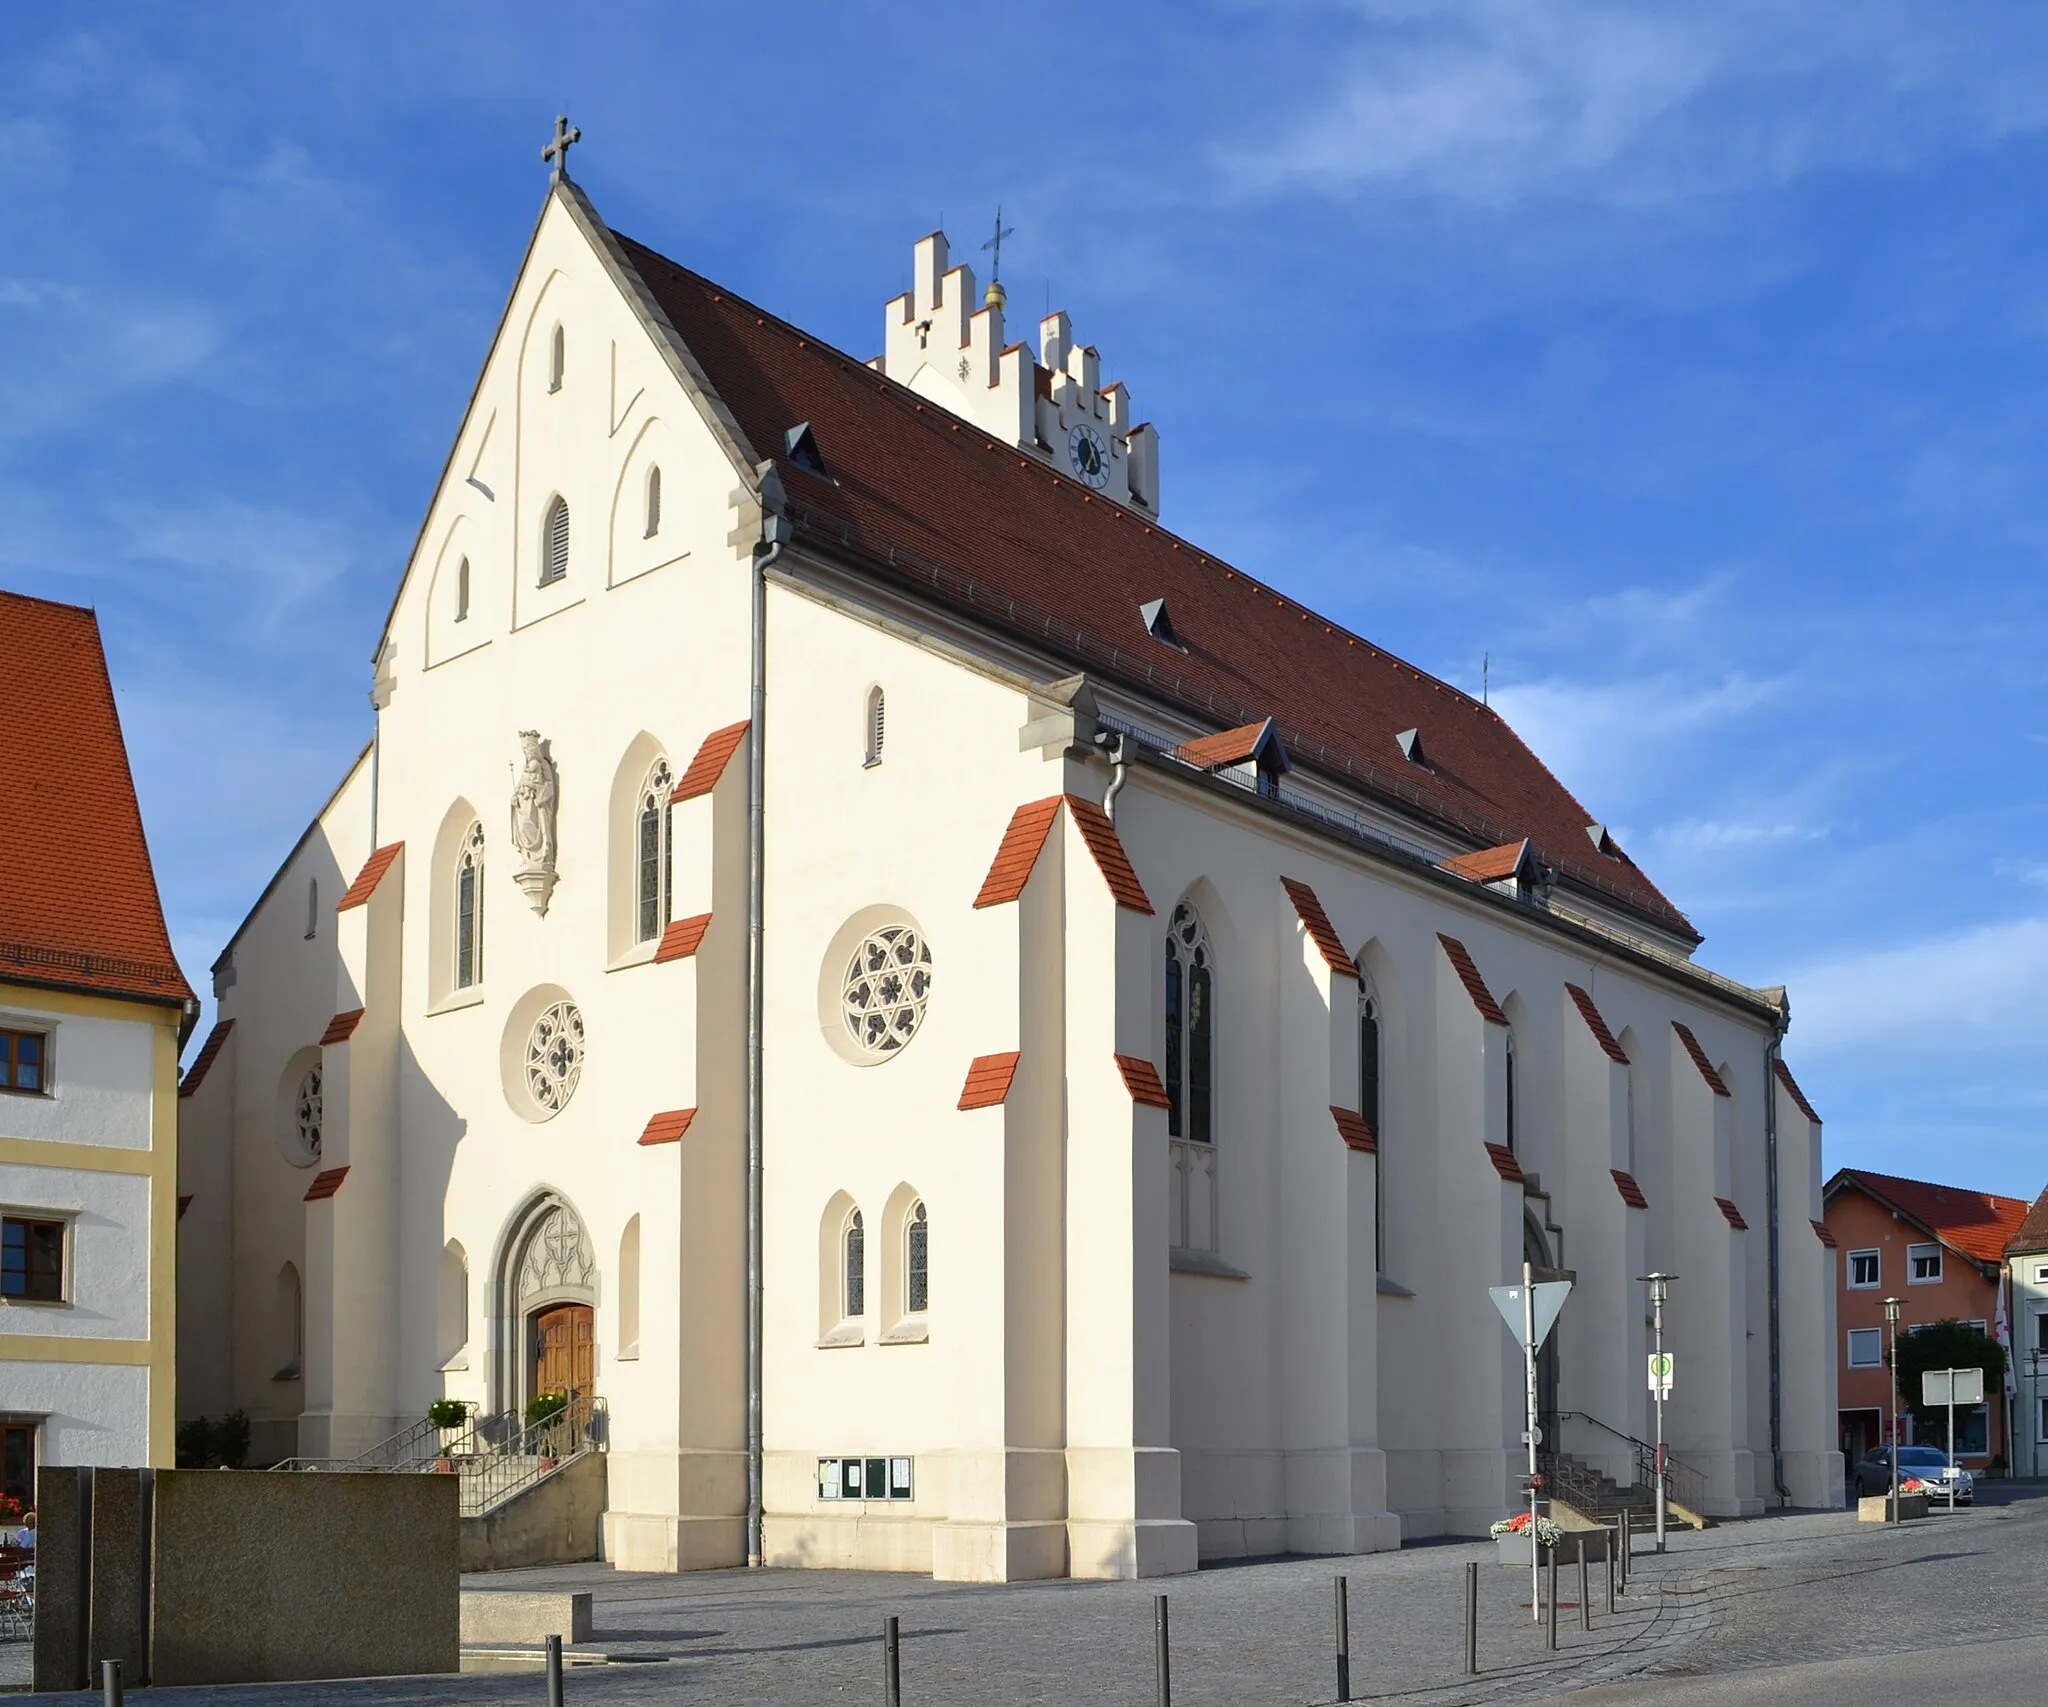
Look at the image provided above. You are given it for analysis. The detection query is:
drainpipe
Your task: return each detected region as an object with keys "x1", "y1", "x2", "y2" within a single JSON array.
[
  {"x1": 1096, "y1": 731, "x2": 1129, "y2": 823},
  {"x1": 1765, "y1": 996, "x2": 1792, "y2": 1508},
  {"x1": 746, "y1": 468, "x2": 789, "y2": 1568}
]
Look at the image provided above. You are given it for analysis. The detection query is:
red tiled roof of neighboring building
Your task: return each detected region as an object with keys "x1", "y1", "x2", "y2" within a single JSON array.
[
  {"x1": 336, "y1": 843, "x2": 403, "y2": 912},
  {"x1": 1330, "y1": 1106, "x2": 1376, "y2": 1154},
  {"x1": 0, "y1": 592, "x2": 193, "y2": 1005},
  {"x1": 1612, "y1": 1169, "x2": 1648, "y2": 1209},
  {"x1": 674, "y1": 720, "x2": 750, "y2": 802},
  {"x1": 1672, "y1": 1022, "x2": 1730, "y2": 1097},
  {"x1": 1831, "y1": 1169, "x2": 2032, "y2": 1268},
  {"x1": 654, "y1": 913, "x2": 711, "y2": 963},
  {"x1": 1440, "y1": 840, "x2": 1529, "y2": 885},
  {"x1": 1178, "y1": 719, "x2": 1277, "y2": 771},
  {"x1": 615, "y1": 237, "x2": 1698, "y2": 944},
  {"x1": 1774, "y1": 1059, "x2": 1821, "y2": 1124},
  {"x1": 958, "y1": 1051, "x2": 1022, "y2": 1111},
  {"x1": 1484, "y1": 1142, "x2": 1524, "y2": 1182},
  {"x1": 1716, "y1": 1196, "x2": 1748, "y2": 1231},
  {"x1": 1114, "y1": 1054, "x2": 1171, "y2": 1109},
  {"x1": 1565, "y1": 983, "x2": 1630, "y2": 1065},
  {"x1": 2006, "y1": 1188, "x2": 2048, "y2": 1258},
  {"x1": 179, "y1": 1017, "x2": 235, "y2": 1098},
  {"x1": 637, "y1": 1108, "x2": 697, "y2": 1146},
  {"x1": 320, "y1": 1008, "x2": 364, "y2": 1046},
  {"x1": 973, "y1": 797, "x2": 1064, "y2": 908},
  {"x1": 1812, "y1": 1219, "x2": 1838, "y2": 1248},
  {"x1": 1066, "y1": 796, "x2": 1154, "y2": 914},
  {"x1": 1281, "y1": 878, "x2": 1357, "y2": 977},
  {"x1": 304, "y1": 1166, "x2": 348, "y2": 1202},
  {"x1": 1437, "y1": 934, "x2": 1507, "y2": 1026}
]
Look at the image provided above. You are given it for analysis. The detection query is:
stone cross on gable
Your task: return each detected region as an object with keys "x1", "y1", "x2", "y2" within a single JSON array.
[{"x1": 543, "y1": 114, "x2": 581, "y2": 182}]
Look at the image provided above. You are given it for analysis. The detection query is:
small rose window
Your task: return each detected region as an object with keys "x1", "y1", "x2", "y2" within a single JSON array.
[
  {"x1": 525, "y1": 1001, "x2": 585, "y2": 1113},
  {"x1": 841, "y1": 925, "x2": 932, "y2": 1057},
  {"x1": 295, "y1": 1066, "x2": 323, "y2": 1160}
]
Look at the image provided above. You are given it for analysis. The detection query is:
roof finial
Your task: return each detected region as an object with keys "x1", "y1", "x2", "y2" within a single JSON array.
[
  {"x1": 542, "y1": 114, "x2": 581, "y2": 183},
  {"x1": 981, "y1": 205, "x2": 1015, "y2": 310}
]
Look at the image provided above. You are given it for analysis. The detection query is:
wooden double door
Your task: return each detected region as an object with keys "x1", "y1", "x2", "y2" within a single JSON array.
[{"x1": 531, "y1": 1303, "x2": 594, "y2": 1401}]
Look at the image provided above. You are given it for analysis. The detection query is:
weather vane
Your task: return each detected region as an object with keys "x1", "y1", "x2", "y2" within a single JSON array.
[
  {"x1": 981, "y1": 206, "x2": 1015, "y2": 309},
  {"x1": 543, "y1": 114, "x2": 581, "y2": 183}
]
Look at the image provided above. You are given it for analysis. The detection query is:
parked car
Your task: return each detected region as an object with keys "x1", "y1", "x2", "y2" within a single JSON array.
[{"x1": 1852, "y1": 1445, "x2": 1974, "y2": 1503}]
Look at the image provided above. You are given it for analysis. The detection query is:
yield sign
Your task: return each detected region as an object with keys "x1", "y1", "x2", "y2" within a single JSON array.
[{"x1": 1489, "y1": 1281, "x2": 1572, "y2": 1350}]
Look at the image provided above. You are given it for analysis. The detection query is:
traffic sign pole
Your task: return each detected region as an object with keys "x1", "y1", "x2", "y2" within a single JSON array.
[{"x1": 1524, "y1": 1260, "x2": 1540, "y2": 1621}]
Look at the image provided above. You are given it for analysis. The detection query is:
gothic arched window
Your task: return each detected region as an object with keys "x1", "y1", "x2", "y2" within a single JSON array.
[
  {"x1": 844, "y1": 1209, "x2": 866, "y2": 1318},
  {"x1": 1504, "y1": 1029, "x2": 1519, "y2": 1156},
  {"x1": 636, "y1": 757, "x2": 673, "y2": 943},
  {"x1": 539, "y1": 496, "x2": 570, "y2": 586},
  {"x1": 548, "y1": 323, "x2": 565, "y2": 392},
  {"x1": 1360, "y1": 985, "x2": 1383, "y2": 1263},
  {"x1": 905, "y1": 1201, "x2": 928, "y2": 1315},
  {"x1": 644, "y1": 465, "x2": 662, "y2": 538},
  {"x1": 1164, "y1": 901, "x2": 1214, "y2": 1143},
  {"x1": 455, "y1": 555, "x2": 471, "y2": 622},
  {"x1": 455, "y1": 821, "x2": 485, "y2": 989},
  {"x1": 864, "y1": 685, "x2": 886, "y2": 767}
]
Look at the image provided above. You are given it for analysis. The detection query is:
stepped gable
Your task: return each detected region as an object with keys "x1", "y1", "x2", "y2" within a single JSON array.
[
  {"x1": 0, "y1": 591, "x2": 193, "y2": 1005},
  {"x1": 615, "y1": 236, "x2": 1697, "y2": 945}
]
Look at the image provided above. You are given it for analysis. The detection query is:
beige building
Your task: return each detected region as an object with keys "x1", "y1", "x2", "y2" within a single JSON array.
[{"x1": 176, "y1": 146, "x2": 1839, "y2": 1580}]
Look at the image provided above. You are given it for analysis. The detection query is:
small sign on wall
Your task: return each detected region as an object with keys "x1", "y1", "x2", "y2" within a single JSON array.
[{"x1": 817, "y1": 1457, "x2": 914, "y2": 1501}]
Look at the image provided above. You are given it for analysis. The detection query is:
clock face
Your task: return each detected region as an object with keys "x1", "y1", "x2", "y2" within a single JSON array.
[{"x1": 1067, "y1": 423, "x2": 1110, "y2": 490}]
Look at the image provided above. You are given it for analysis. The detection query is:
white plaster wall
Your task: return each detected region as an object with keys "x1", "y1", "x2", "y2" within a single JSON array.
[
  {"x1": 0, "y1": 1006, "x2": 154, "y2": 1149},
  {"x1": 0, "y1": 1362, "x2": 149, "y2": 1466},
  {"x1": 0, "y1": 1164, "x2": 151, "y2": 1340}
]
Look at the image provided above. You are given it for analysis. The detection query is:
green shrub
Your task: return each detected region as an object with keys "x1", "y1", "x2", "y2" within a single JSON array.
[
  {"x1": 524, "y1": 1389, "x2": 569, "y2": 1427},
  {"x1": 427, "y1": 1399, "x2": 471, "y2": 1429},
  {"x1": 175, "y1": 1410, "x2": 252, "y2": 1469}
]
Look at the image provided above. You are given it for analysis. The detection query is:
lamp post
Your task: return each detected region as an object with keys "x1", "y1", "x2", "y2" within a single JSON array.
[
  {"x1": 1642, "y1": 1273, "x2": 1674, "y2": 1553},
  {"x1": 1883, "y1": 1296, "x2": 1905, "y2": 1524}
]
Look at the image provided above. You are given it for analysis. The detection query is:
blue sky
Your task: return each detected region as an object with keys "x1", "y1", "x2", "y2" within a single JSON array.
[{"x1": 6, "y1": 5, "x2": 2046, "y2": 1197}]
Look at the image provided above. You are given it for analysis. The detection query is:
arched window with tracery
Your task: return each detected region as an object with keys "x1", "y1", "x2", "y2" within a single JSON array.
[
  {"x1": 1164, "y1": 901, "x2": 1214, "y2": 1143},
  {"x1": 844, "y1": 1209, "x2": 866, "y2": 1318},
  {"x1": 905, "y1": 1201, "x2": 928, "y2": 1315},
  {"x1": 644, "y1": 465, "x2": 662, "y2": 537},
  {"x1": 1361, "y1": 982, "x2": 1383, "y2": 1265},
  {"x1": 1504, "y1": 1029, "x2": 1520, "y2": 1156},
  {"x1": 455, "y1": 821, "x2": 485, "y2": 989},
  {"x1": 636, "y1": 757, "x2": 673, "y2": 943},
  {"x1": 539, "y1": 495, "x2": 570, "y2": 585}
]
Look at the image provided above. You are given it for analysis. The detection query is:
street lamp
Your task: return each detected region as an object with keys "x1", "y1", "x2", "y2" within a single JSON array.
[
  {"x1": 1883, "y1": 1297, "x2": 1905, "y2": 1525},
  {"x1": 1641, "y1": 1273, "x2": 1675, "y2": 1553}
]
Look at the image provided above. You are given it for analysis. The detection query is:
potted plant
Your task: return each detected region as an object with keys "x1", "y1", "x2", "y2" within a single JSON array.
[
  {"x1": 1490, "y1": 1510, "x2": 1563, "y2": 1564},
  {"x1": 427, "y1": 1399, "x2": 470, "y2": 1471},
  {"x1": 526, "y1": 1389, "x2": 569, "y2": 1470}
]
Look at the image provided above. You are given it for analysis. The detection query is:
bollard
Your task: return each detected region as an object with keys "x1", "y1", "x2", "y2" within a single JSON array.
[
  {"x1": 1618, "y1": 1509, "x2": 1630, "y2": 1594},
  {"x1": 1577, "y1": 1537, "x2": 1590, "y2": 1631},
  {"x1": 1334, "y1": 1575, "x2": 1351, "y2": 1703},
  {"x1": 1545, "y1": 1547, "x2": 1558, "y2": 1651},
  {"x1": 1462, "y1": 1561, "x2": 1478, "y2": 1676},
  {"x1": 545, "y1": 1634, "x2": 563, "y2": 1707},
  {"x1": 883, "y1": 1615, "x2": 901, "y2": 1707},
  {"x1": 101, "y1": 1660, "x2": 123, "y2": 1707},
  {"x1": 1606, "y1": 1530, "x2": 1616, "y2": 1615},
  {"x1": 1154, "y1": 1594, "x2": 1172, "y2": 1707}
]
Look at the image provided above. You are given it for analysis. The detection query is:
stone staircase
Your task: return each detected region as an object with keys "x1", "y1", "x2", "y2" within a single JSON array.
[{"x1": 1542, "y1": 1450, "x2": 1708, "y2": 1530}]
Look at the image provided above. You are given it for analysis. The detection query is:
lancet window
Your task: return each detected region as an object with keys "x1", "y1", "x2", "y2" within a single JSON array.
[
  {"x1": 644, "y1": 466, "x2": 662, "y2": 537},
  {"x1": 905, "y1": 1201, "x2": 928, "y2": 1315},
  {"x1": 455, "y1": 821, "x2": 485, "y2": 989},
  {"x1": 844, "y1": 1209, "x2": 866, "y2": 1318},
  {"x1": 1164, "y1": 901, "x2": 1214, "y2": 1143},
  {"x1": 636, "y1": 758, "x2": 674, "y2": 943},
  {"x1": 1361, "y1": 984, "x2": 1383, "y2": 1264},
  {"x1": 540, "y1": 496, "x2": 570, "y2": 585}
]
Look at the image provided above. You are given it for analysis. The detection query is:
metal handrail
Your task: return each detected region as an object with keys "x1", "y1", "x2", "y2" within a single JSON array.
[
  {"x1": 273, "y1": 1411, "x2": 480, "y2": 1475},
  {"x1": 1553, "y1": 1410, "x2": 1709, "y2": 1513},
  {"x1": 456, "y1": 1396, "x2": 606, "y2": 1517}
]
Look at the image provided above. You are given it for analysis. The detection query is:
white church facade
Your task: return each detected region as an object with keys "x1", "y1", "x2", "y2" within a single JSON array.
[{"x1": 175, "y1": 145, "x2": 1841, "y2": 1581}]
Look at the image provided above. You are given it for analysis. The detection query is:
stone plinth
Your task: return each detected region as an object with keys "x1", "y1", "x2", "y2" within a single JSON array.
[{"x1": 461, "y1": 1591, "x2": 592, "y2": 1645}]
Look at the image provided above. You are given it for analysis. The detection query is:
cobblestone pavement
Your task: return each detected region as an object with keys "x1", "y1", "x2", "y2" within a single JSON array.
[{"x1": 9, "y1": 1485, "x2": 2048, "y2": 1703}]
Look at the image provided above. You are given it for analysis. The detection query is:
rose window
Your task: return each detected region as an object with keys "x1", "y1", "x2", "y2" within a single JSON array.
[
  {"x1": 841, "y1": 925, "x2": 932, "y2": 1056},
  {"x1": 295, "y1": 1066, "x2": 323, "y2": 1160},
  {"x1": 525, "y1": 1001, "x2": 585, "y2": 1114}
]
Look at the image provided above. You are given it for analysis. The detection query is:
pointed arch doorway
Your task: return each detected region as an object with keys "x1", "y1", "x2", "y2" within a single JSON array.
[{"x1": 493, "y1": 1191, "x2": 598, "y2": 1416}]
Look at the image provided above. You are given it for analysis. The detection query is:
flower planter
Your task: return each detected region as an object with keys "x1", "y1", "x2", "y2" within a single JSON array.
[
  {"x1": 1858, "y1": 1493, "x2": 1928, "y2": 1522},
  {"x1": 1496, "y1": 1536, "x2": 1558, "y2": 1567}
]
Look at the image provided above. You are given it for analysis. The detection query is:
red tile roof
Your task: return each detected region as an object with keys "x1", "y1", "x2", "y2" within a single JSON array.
[
  {"x1": 1440, "y1": 839, "x2": 1529, "y2": 885},
  {"x1": 0, "y1": 592, "x2": 192, "y2": 1005},
  {"x1": 1281, "y1": 877, "x2": 1357, "y2": 977},
  {"x1": 1565, "y1": 983, "x2": 1630, "y2": 1065},
  {"x1": 1812, "y1": 1219, "x2": 1838, "y2": 1248},
  {"x1": 1612, "y1": 1169, "x2": 1648, "y2": 1209},
  {"x1": 973, "y1": 797, "x2": 1064, "y2": 908},
  {"x1": 1715, "y1": 1196, "x2": 1748, "y2": 1231},
  {"x1": 304, "y1": 1166, "x2": 348, "y2": 1202},
  {"x1": 1330, "y1": 1106, "x2": 1376, "y2": 1153},
  {"x1": 1832, "y1": 1170, "x2": 2032, "y2": 1267},
  {"x1": 320, "y1": 1008, "x2": 364, "y2": 1046},
  {"x1": 674, "y1": 720, "x2": 750, "y2": 802},
  {"x1": 1484, "y1": 1142, "x2": 1525, "y2": 1183},
  {"x1": 1178, "y1": 719, "x2": 1278, "y2": 771},
  {"x1": 336, "y1": 843, "x2": 402, "y2": 912},
  {"x1": 1114, "y1": 1053, "x2": 1172, "y2": 1108},
  {"x1": 654, "y1": 913, "x2": 711, "y2": 962},
  {"x1": 179, "y1": 1017, "x2": 235, "y2": 1098},
  {"x1": 1437, "y1": 934, "x2": 1507, "y2": 1026},
  {"x1": 638, "y1": 1108, "x2": 697, "y2": 1146},
  {"x1": 615, "y1": 236, "x2": 1697, "y2": 944},
  {"x1": 1773, "y1": 1059, "x2": 1821, "y2": 1124},
  {"x1": 973, "y1": 795, "x2": 1152, "y2": 914},
  {"x1": 2006, "y1": 1188, "x2": 2048, "y2": 1258},
  {"x1": 1672, "y1": 1022, "x2": 1730, "y2": 1097},
  {"x1": 958, "y1": 1051, "x2": 1022, "y2": 1111}
]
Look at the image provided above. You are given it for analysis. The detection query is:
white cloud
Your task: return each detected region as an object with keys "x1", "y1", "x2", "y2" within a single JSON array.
[
  {"x1": 1784, "y1": 916, "x2": 2048, "y2": 1057},
  {"x1": 118, "y1": 499, "x2": 361, "y2": 633}
]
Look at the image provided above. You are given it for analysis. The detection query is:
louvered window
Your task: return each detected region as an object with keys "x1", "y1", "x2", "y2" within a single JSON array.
[
  {"x1": 864, "y1": 685, "x2": 885, "y2": 767},
  {"x1": 539, "y1": 497, "x2": 570, "y2": 585}
]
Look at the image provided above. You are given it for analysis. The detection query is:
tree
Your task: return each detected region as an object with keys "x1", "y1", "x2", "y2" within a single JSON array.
[{"x1": 1892, "y1": 1319, "x2": 2007, "y2": 1449}]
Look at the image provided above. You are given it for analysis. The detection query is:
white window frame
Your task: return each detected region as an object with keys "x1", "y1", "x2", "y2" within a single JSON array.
[
  {"x1": 1907, "y1": 1242, "x2": 1943, "y2": 1284},
  {"x1": 2033, "y1": 1261, "x2": 2048, "y2": 1285},
  {"x1": 1846, "y1": 1327, "x2": 1882, "y2": 1368},
  {"x1": 1847, "y1": 1248, "x2": 1880, "y2": 1289}
]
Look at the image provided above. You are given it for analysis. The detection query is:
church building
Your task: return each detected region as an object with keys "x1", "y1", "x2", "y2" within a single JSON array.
[{"x1": 175, "y1": 131, "x2": 1841, "y2": 1581}]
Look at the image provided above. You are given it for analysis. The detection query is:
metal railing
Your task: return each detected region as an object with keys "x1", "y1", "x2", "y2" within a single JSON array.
[
  {"x1": 455, "y1": 1396, "x2": 605, "y2": 1517},
  {"x1": 272, "y1": 1411, "x2": 476, "y2": 1475},
  {"x1": 1551, "y1": 1411, "x2": 1709, "y2": 1517}
]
